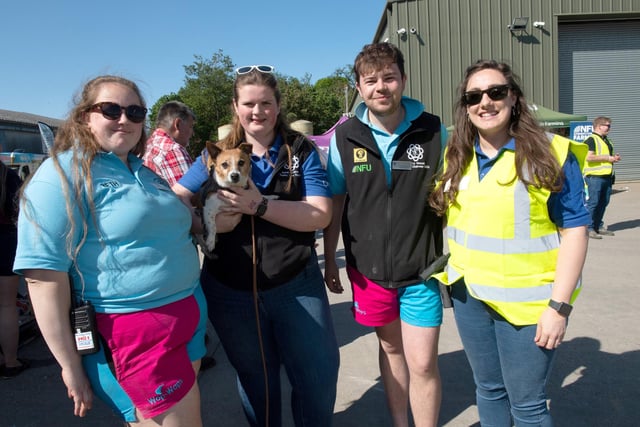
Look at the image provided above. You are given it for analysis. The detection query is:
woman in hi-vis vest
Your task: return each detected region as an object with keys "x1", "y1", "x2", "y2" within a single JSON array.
[{"x1": 429, "y1": 60, "x2": 589, "y2": 426}]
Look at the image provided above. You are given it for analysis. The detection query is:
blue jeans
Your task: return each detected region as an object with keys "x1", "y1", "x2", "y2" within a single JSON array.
[
  {"x1": 451, "y1": 282, "x2": 556, "y2": 427},
  {"x1": 202, "y1": 254, "x2": 340, "y2": 427},
  {"x1": 585, "y1": 175, "x2": 613, "y2": 232}
]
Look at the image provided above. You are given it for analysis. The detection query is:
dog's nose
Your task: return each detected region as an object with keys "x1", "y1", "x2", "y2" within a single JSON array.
[{"x1": 230, "y1": 172, "x2": 240, "y2": 183}]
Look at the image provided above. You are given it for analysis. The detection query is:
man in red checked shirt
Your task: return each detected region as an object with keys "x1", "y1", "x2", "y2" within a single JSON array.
[{"x1": 143, "y1": 101, "x2": 196, "y2": 186}]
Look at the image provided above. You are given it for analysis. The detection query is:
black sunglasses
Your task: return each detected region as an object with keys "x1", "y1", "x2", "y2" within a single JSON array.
[
  {"x1": 235, "y1": 65, "x2": 275, "y2": 75},
  {"x1": 89, "y1": 102, "x2": 147, "y2": 123},
  {"x1": 463, "y1": 85, "x2": 511, "y2": 106}
]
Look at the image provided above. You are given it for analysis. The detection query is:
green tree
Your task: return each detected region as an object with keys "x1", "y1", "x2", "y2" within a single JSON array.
[
  {"x1": 180, "y1": 51, "x2": 236, "y2": 157},
  {"x1": 149, "y1": 52, "x2": 352, "y2": 155},
  {"x1": 312, "y1": 75, "x2": 352, "y2": 132}
]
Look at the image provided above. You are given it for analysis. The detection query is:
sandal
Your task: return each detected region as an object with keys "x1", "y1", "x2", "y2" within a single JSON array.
[{"x1": 0, "y1": 358, "x2": 30, "y2": 379}]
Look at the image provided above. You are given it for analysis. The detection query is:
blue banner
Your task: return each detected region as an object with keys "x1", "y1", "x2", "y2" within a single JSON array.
[{"x1": 570, "y1": 121, "x2": 593, "y2": 142}]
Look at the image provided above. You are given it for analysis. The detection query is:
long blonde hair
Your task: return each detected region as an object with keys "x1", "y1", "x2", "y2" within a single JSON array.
[{"x1": 22, "y1": 75, "x2": 147, "y2": 268}]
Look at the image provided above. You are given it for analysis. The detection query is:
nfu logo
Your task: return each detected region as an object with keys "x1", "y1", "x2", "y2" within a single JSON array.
[
  {"x1": 352, "y1": 164, "x2": 372, "y2": 173},
  {"x1": 407, "y1": 144, "x2": 424, "y2": 162}
]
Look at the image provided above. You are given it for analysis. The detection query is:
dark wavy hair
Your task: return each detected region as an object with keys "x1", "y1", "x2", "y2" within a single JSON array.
[
  {"x1": 429, "y1": 60, "x2": 563, "y2": 216},
  {"x1": 353, "y1": 42, "x2": 405, "y2": 83}
]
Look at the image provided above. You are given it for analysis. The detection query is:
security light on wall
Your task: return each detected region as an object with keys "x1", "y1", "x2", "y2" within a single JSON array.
[{"x1": 507, "y1": 17, "x2": 529, "y2": 32}]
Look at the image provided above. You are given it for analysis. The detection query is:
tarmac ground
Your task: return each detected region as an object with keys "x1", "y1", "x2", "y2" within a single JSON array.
[{"x1": 2, "y1": 182, "x2": 639, "y2": 427}]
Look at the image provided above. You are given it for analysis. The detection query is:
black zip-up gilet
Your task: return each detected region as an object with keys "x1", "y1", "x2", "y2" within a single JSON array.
[
  {"x1": 203, "y1": 134, "x2": 316, "y2": 291},
  {"x1": 336, "y1": 113, "x2": 444, "y2": 288}
]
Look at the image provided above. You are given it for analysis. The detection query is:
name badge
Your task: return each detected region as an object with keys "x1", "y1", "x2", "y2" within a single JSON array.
[{"x1": 392, "y1": 161, "x2": 412, "y2": 171}]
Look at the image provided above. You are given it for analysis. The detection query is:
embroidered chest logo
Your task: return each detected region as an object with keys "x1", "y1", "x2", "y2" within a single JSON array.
[
  {"x1": 280, "y1": 155, "x2": 301, "y2": 177},
  {"x1": 99, "y1": 180, "x2": 121, "y2": 189},
  {"x1": 407, "y1": 144, "x2": 424, "y2": 162},
  {"x1": 352, "y1": 148, "x2": 372, "y2": 173},
  {"x1": 406, "y1": 144, "x2": 429, "y2": 169},
  {"x1": 353, "y1": 148, "x2": 368, "y2": 163}
]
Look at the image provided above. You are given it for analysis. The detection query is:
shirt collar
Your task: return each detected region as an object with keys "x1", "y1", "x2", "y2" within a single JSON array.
[{"x1": 474, "y1": 137, "x2": 516, "y2": 158}]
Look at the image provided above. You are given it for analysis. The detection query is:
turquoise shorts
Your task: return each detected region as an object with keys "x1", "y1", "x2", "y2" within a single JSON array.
[{"x1": 348, "y1": 265, "x2": 443, "y2": 328}]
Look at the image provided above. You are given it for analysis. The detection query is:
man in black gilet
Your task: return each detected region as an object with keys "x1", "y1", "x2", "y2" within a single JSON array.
[{"x1": 323, "y1": 42, "x2": 446, "y2": 427}]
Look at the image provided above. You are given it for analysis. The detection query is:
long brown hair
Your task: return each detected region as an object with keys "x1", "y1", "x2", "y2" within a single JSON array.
[{"x1": 429, "y1": 60, "x2": 563, "y2": 215}]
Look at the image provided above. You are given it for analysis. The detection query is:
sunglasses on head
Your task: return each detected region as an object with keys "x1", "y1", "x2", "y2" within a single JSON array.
[
  {"x1": 235, "y1": 65, "x2": 275, "y2": 75},
  {"x1": 89, "y1": 102, "x2": 147, "y2": 123},
  {"x1": 463, "y1": 84, "x2": 511, "y2": 106}
]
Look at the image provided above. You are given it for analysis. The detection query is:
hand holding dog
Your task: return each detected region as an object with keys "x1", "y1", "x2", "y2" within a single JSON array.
[{"x1": 217, "y1": 179, "x2": 264, "y2": 216}]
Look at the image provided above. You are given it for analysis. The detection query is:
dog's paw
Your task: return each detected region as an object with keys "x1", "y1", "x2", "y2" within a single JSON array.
[{"x1": 193, "y1": 233, "x2": 215, "y2": 258}]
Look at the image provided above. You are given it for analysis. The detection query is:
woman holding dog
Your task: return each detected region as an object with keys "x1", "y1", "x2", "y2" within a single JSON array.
[
  {"x1": 14, "y1": 75, "x2": 207, "y2": 426},
  {"x1": 173, "y1": 65, "x2": 340, "y2": 427}
]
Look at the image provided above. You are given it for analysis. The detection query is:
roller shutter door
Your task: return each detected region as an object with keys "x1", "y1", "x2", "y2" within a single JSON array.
[{"x1": 559, "y1": 20, "x2": 640, "y2": 181}]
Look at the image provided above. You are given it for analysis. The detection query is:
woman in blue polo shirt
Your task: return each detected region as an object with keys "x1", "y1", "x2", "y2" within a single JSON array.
[
  {"x1": 14, "y1": 76, "x2": 206, "y2": 425},
  {"x1": 173, "y1": 66, "x2": 339, "y2": 427}
]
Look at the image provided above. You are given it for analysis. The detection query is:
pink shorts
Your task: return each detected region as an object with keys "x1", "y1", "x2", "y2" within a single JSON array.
[
  {"x1": 347, "y1": 265, "x2": 399, "y2": 327},
  {"x1": 96, "y1": 296, "x2": 199, "y2": 418}
]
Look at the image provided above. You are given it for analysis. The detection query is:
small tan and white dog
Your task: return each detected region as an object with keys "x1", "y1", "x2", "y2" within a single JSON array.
[{"x1": 197, "y1": 140, "x2": 252, "y2": 255}]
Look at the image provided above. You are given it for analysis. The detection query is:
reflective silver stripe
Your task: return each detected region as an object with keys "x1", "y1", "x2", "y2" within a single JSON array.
[
  {"x1": 448, "y1": 226, "x2": 466, "y2": 246},
  {"x1": 446, "y1": 264, "x2": 462, "y2": 283},
  {"x1": 584, "y1": 164, "x2": 611, "y2": 173},
  {"x1": 468, "y1": 277, "x2": 582, "y2": 303},
  {"x1": 513, "y1": 180, "x2": 530, "y2": 240},
  {"x1": 448, "y1": 179, "x2": 560, "y2": 254},
  {"x1": 449, "y1": 226, "x2": 559, "y2": 254}
]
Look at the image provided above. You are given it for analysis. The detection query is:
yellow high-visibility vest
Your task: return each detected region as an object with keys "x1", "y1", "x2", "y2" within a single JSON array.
[
  {"x1": 439, "y1": 134, "x2": 586, "y2": 325},
  {"x1": 583, "y1": 133, "x2": 613, "y2": 176}
]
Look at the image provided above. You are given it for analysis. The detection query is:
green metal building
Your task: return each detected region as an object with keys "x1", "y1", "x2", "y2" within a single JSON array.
[{"x1": 371, "y1": 0, "x2": 640, "y2": 181}]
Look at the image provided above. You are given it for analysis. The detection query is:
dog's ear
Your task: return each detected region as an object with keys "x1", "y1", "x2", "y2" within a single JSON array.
[
  {"x1": 238, "y1": 143, "x2": 253, "y2": 156},
  {"x1": 206, "y1": 141, "x2": 222, "y2": 160}
]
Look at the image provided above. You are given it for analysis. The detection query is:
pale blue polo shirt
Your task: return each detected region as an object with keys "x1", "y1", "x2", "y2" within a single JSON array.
[
  {"x1": 327, "y1": 96, "x2": 448, "y2": 195},
  {"x1": 14, "y1": 151, "x2": 201, "y2": 313}
]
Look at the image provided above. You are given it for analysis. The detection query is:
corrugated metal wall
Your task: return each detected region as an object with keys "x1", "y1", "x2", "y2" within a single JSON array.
[
  {"x1": 382, "y1": 0, "x2": 640, "y2": 126},
  {"x1": 379, "y1": 0, "x2": 640, "y2": 179},
  {"x1": 558, "y1": 20, "x2": 640, "y2": 181}
]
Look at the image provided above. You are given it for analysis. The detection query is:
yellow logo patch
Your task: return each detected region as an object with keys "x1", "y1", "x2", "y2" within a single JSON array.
[{"x1": 353, "y1": 148, "x2": 367, "y2": 163}]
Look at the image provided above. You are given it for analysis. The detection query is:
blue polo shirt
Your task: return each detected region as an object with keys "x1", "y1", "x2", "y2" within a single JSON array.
[
  {"x1": 179, "y1": 135, "x2": 331, "y2": 197},
  {"x1": 14, "y1": 151, "x2": 200, "y2": 313},
  {"x1": 475, "y1": 138, "x2": 590, "y2": 228}
]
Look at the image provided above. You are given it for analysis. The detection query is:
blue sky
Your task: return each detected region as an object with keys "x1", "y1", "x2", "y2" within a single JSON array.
[{"x1": 2, "y1": 0, "x2": 384, "y2": 120}]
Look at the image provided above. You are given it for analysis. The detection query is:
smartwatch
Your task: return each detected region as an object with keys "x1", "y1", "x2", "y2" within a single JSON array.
[
  {"x1": 254, "y1": 197, "x2": 268, "y2": 217},
  {"x1": 548, "y1": 299, "x2": 573, "y2": 317}
]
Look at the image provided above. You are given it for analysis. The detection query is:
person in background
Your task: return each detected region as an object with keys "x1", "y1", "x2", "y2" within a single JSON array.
[
  {"x1": 172, "y1": 65, "x2": 339, "y2": 427},
  {"x1": 14, "y1": 75, "x2": 206, "y2": 426},
  {"x1": 429, "y1": 59, "x2": 590, "y2": 426},
  {"x1": 323, "y1": 42, "x2": 446, "y2": 427},
  {"x1": 143, "y1": 100, "x2": 196, "y2": 186},
  {"x1": 143, "y1": 100, "x2": 218, "y2": 371},
  {"x1": 583, "y1": 116, "x2": 621, "y2": 239},
  {"x1": 0, "y1": 159, "x2": 29, "y2": 379}
]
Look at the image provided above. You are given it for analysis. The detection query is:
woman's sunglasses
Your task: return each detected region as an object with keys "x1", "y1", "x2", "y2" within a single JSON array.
[
  {"x1": 89, "y1": 102, "x2": 147, "y2": 123},
  {"x1": 463, "y1": 84, "x2": 511, "y2": 106},
  {"x1": 235, "y1": 65, "x2": 275, "y2": 75}
]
